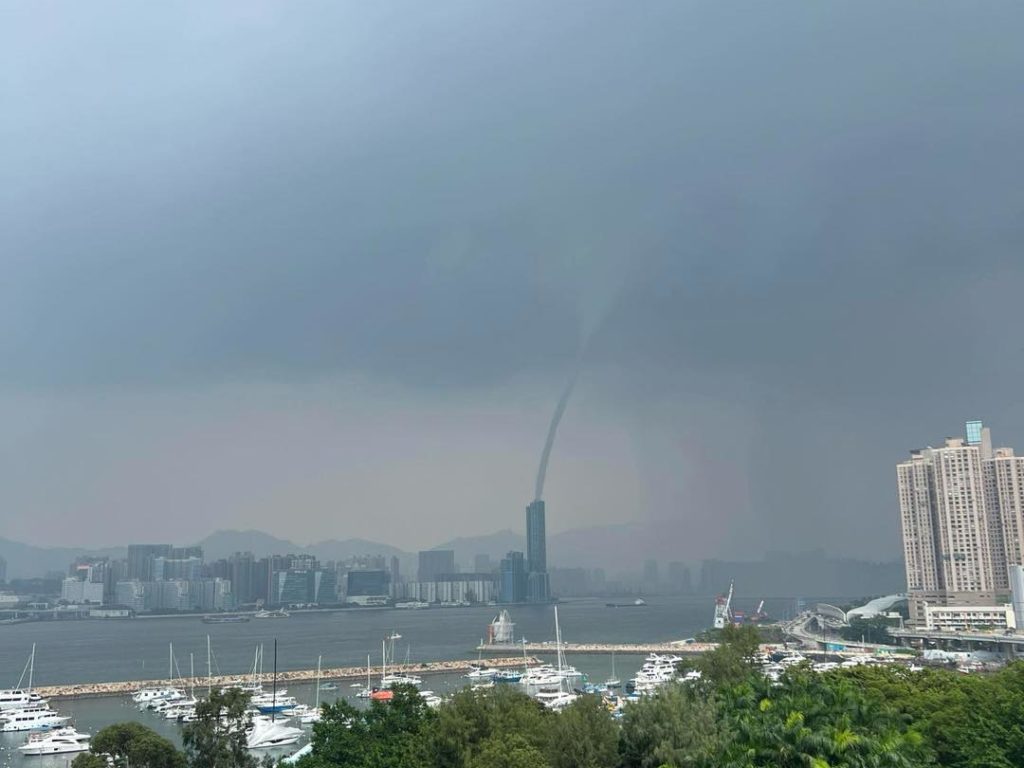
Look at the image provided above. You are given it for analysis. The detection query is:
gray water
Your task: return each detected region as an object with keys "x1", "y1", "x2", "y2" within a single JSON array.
[{"x1": 0, "y1": 596, "x2": 802, "y2": 767}]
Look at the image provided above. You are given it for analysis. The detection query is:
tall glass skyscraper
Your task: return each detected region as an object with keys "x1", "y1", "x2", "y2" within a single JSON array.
[{"x1": 526, "y1": 500, "x2": 550, "y2": 602}]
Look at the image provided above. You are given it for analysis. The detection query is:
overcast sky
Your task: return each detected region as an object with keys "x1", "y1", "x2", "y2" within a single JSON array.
[{"x1": 3, "y1": 2, "x2": 1023, "y2": 559}]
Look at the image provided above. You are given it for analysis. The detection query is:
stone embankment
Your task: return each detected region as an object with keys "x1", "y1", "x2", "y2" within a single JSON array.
[
  {"x1": 36, "y1": 657, "x2": 538, "y2": 701},
  {"x1": 478, "y1": 642, "x2": 718, "y2": 655}
]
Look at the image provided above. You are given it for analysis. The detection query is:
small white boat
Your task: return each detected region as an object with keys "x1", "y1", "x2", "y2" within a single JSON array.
[
  {"x1": 419, "y1": 691, "x2": 442, "y2": 708},
  {"x1": 18, "y1": 727, "x2": 90, "y2": 755},
  {"x1": 382, "y1": 673, "x2": 422, "y2": 687},
  {"x1": 254, "y1": 609, "x2": 291, "y2": 619}
]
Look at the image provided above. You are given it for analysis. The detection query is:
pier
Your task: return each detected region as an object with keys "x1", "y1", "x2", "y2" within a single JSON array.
[
  {"x1": 477, "y1": 642, "x2": 717, "y2": 655},
  {"x1": 34, "y1": 656, "x2": 539, "y2": 701}
]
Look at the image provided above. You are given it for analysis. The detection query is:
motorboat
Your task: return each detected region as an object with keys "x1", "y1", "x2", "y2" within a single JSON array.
[
  {"x1": 246, "y1": 718, "x2": 303, "y2": 749},
  {"x1": 291, "y1": 704, "x2": 322, "y2": 725},
  {"x1": 0, "y1": 708, "x2": 70, "y2": 732},
  {"x1": 18, "y1": 727, "x2": 90, "y2": 755},
  {"x1": 493, "y1": 670, "x2": 522, "y2": 684},
  {"x1": 534, "y1": 690, "x2": 577, "y2": 710},
  {"x1": 464, "y1": 667, "x2": 497, "y2": 680},
  {"x1": 251, "y1": 693, "x2": 298, "y2": 714},
  {"x1": 0, "y1": 690, "x2": 46, "y2": 712},
  {"x1": 137, "y1": 689, "x2": 185, "y2": 709},
  {"x1": 419, "y1": 691, "x2": 442, "y2": 708},
  {"x1": 254, "y1": 609, "x2": 291, "y2": 619},
  {"x1": 381, "y1": 673, "x2": 422, "y2": 687}
]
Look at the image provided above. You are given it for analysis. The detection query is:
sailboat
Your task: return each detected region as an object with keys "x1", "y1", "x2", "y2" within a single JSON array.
[
  {"x1": 292, "y1": 656, "x2": 323, "y2": 725},
  {"x1": 355, "y1": 655, "x2": 373, "y2": 698},
  {"x1": 247, "y1": 640, "x2": 303, "y2": 749},
  {"x1": 369, "y1": 640, "x2": 394, "y2": 701},
  {"x1": 133, "y1": 644, "x2": 184, "y2": 707},
  {"x1": 532, "y1": 607, "x2": 578, "y2": 711},
  {"x1": 605, "y1": 651, "x2": 621, "y2": 689},
  {"x1": 0, "y1": 645, "x2": 47, "y2": 712}
]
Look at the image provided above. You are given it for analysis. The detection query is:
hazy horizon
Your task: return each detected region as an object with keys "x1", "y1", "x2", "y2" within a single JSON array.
[{"x1": 4, "y1": 3, "x2": 1024, "y2": 559}]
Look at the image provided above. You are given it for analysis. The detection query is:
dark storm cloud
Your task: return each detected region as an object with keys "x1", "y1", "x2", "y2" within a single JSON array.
[{"x1": 2, "y1": 2, "x2": 1023, "y2": 554}]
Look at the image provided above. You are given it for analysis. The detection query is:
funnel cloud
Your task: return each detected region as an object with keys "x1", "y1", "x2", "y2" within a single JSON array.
[{"x1": 534, "y1": 367, "x2": 580, "y2": 503}]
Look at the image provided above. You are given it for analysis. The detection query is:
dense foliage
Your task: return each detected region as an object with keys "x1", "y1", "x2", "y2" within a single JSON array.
[
  {"x1": 72, "y1": 721, "x2": 185, "y2": 768},
  {"x1": 76, "y1": 631, "x2": 1024, "y2": 767},
  {"x1": 181, "y1": 687, "x2": 260, "y2": 768}
]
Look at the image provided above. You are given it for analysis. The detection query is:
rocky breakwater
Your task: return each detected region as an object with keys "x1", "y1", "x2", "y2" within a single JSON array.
[{"x1": 35, "y1": 656, "x2": 540, "y2": 700}]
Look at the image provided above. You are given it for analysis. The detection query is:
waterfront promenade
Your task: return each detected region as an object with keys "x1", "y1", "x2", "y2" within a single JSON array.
[{"x1": 35, "y1": 656, "x2": 538, "y2": 700}]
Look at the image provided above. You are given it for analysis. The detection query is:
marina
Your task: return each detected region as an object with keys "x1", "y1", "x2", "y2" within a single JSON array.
[{"x1": 32, "y1": 656, "x2": 539, "y2": 701}]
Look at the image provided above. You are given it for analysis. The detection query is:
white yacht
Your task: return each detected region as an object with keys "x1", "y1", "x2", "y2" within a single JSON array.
[
  {"x1": 135, "y1": 688, "x2": 185, "y2": 708},
  {"x1": 18, "y1": 727, "x2": 90, "y2": 755},
  {"x1": 381, "y1": 673, "x2": 422, "y2": 687},
  {"x1": 534, "y1": 690, "x2": 577, "y2": 711},
  {"x1": 0, "y1": 690, "x2": 47, "y2": 712},
  {"x1": 0, "y1": 708, "x2": 70, "y2": 732},
  {"x1": 247, "y1": 718, "x2": 303, "y2": 749}
]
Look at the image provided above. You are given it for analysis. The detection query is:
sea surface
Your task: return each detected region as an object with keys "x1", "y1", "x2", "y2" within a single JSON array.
[{"x1": 0, "y1": 595, "x2": 812, "y2": 767}]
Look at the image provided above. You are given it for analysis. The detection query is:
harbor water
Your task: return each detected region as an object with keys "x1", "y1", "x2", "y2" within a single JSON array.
[{"x1": 0, "y1": 595, "x2": 807, "y2": 766}]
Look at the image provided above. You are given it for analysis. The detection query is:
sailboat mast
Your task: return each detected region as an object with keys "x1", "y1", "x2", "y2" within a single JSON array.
[
  {"x1": 271, "y1": 639, "x2": 277, "y2": 723},
  {"x1": 207, "y1": 635, "x2": 212, "y2": 695},
  {"x1": 28, "y1": 643, "x2": 35, "y2": 693},
  {"x1": 315, "y1": 655, "x2": 322, "y2": 708}
]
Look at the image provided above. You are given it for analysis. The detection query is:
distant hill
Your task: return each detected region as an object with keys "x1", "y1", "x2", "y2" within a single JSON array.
[{"x1": 0, "y1": 538, "x2": 126, "y2": 580}]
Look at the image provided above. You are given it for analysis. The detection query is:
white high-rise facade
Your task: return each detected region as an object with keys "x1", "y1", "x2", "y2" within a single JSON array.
[{"x1": 896, "y1": 421, "x2": 1024, "y2": 625}]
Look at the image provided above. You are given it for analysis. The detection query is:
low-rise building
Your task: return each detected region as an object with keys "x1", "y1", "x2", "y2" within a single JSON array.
[
  {"x1": 923, "y1": 603, "x2": 1015, "y2": 632},
  {"x1": 61, "y1": 578, "x2": 105, "y2": 605}
]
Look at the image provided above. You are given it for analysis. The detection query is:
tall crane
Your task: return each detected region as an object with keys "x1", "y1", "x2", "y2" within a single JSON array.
[{"x1": 713, "y1": 581, "x2": 734, "y2": 629}]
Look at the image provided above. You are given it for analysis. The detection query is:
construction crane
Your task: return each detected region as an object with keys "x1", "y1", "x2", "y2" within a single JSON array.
[{"x1": 713, "y1": 580, "x2": 734, "y2": 629}]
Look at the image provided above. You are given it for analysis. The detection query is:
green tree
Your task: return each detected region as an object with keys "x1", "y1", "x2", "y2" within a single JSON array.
[
  {"x1": 300, "y1": 684, "x2": 434, "y2": 768},
  {"x1": 182, "y1": 687, "x2": 257, "y2": 768},
  {"x1": 689, "y1": 623, "x2": 762, "y2": 688},
  {"x1": 426, "y1": 686, "x2": 552, "y2": 768},
  {"x1": 469, "y1": 733, "x2": 549, "y2": 768},
  {"x1": 85, "y1": 722, "x2": 186, "y2": 768},
  {"x1": 619, "y1": 683, "x2": 722, "y2": 768},
  {"x1": 71, "y1": 755, "x2": 108, "y2": 768},
  {"x1": 714, "y1": 668, "x2": 924, "y2": 768},
  {"x1": 546, "y1": 695, "x2": 617, "y2": 768}
]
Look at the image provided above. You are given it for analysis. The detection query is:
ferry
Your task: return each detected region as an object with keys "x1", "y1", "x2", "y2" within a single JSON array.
[{"x1": 202, "y1": 614, "x2": 250, "y2": 624}]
